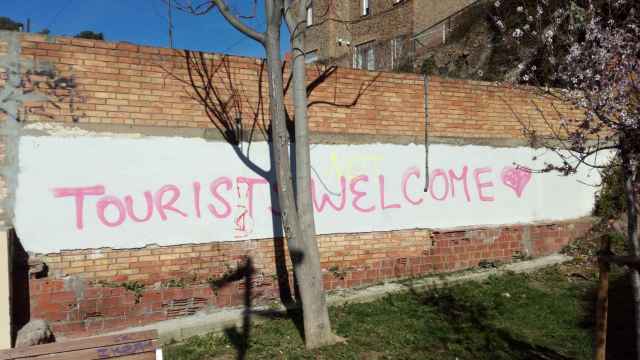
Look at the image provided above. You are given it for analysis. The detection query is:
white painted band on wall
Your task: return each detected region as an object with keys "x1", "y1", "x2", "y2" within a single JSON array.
[{"x1": 14, "y1": 136, "x2": 605, "y2": 253}]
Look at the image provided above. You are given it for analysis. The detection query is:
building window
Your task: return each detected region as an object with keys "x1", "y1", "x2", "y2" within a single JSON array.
[
  {"x1": 362, "y1": 0, "x2": 370, "y2": 16},
  {"x1": 354, "y1": 41, "x2": 375, "y2": 70},
  {"x1": 390, "y1": 37, "x2": 404, "y2": 69},
  {"x1": 305, "y1": 50, "x2": 318, "y2": 64},
  {"x1": 306, "y1": 2, "x2": 313, "y2": 26}
]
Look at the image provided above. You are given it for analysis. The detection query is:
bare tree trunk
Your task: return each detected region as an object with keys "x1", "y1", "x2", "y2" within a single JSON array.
[
  {"x1": 203, "y1": 0, "x2": 338, "y2": 350},
  {"x1": 286, "y1": 0, "x2": 338, "y2": 349},
  {"x1": 262, "y1": 0, "x2": 303, "y2": 287},
  {"x1": 622, "y1": 147, "x2": 640, "y2": 360}
]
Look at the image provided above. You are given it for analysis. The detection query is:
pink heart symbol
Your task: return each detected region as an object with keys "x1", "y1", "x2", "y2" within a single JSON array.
[{"x1": 501, "y1": 166, "x2": 532, "y2": 198}]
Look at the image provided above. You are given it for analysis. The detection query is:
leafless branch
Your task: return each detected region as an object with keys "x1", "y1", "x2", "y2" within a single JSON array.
[
  {"x1": 212, "y1": 0, "x2": 266, "y2": 44},
  {"x1": 168, "y1": 0, "x2": 266, "y2": 43}
]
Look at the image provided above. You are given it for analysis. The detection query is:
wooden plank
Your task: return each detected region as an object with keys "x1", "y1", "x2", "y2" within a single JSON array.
[
  {"x1": 27, "y1": 351, "x2": 155, "y2": 360},
  {"x1": 28, "y1": 339, "x2": 158, "y2": 360},
  {"x1": 0, "y1": 331, "x2": 158, "y2": 360},
  {"x1": 113, "y1": 353, "x2": 157, "y2": 360}
]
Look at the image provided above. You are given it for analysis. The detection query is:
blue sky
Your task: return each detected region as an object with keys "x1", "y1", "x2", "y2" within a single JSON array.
[{"x1": 3, "y1": 0, "x2": 288, "y2": 58}]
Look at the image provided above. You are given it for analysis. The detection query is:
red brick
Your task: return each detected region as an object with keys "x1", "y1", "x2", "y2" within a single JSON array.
[{"x1": 51, "y1": 291, "x2": 77, "y2": 303}]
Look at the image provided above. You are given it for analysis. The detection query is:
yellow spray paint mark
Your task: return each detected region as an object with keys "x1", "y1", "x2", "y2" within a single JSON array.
[{"x1": 329, "y1": 152, "x2": 384, "y2": 180}]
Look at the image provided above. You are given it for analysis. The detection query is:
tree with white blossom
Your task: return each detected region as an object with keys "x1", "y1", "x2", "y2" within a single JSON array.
[{"x1": 493, "y1": 0, "x2": 639, "y2": 357}]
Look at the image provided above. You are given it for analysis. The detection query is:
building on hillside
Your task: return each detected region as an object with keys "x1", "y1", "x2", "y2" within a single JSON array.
[{"x1": 304, "y1": 0, "x2": 480, "y2": 71}]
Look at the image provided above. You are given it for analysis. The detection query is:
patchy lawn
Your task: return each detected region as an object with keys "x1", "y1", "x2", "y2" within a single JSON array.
[{"x1": 164, "y1": 258, "x2": 635, "y2": 360}]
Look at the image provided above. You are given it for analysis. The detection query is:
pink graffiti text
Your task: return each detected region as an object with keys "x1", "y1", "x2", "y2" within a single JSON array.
[{"x1": 51, "y1": 165, "x2": 530, "y2": 230}]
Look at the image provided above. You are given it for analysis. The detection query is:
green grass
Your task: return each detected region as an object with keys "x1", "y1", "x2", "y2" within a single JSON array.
[{"x1": 164, "y1": 266, "x2": 616, "y2": 360}]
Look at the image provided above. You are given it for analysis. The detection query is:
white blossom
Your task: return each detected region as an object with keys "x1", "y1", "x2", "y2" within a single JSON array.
[
  {"x1": 495, "y1": 0, "x2": 639, "y2": 175},
  {"x1": 512, "y1": 28, "x2": 524, "y2": 38}
]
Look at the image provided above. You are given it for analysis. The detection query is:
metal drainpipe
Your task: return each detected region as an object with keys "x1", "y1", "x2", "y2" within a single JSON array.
[
  {"x1": 442, "y1": 22, "x2": 446, "y2": 44},
  {"x1": 423, "y1": 74, "x2": 430, "y2": 192}
]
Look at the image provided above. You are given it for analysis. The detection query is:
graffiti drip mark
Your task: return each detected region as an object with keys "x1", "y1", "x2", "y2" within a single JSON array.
[
  {"x1": 501, "y1": 166, "x2": 532, "y2": 198},
  {"x1": 235, "y1": 208, "x2": 251, "y2": 235},
  {"x1": 234, "y1": 182, "x2": 254, "y2": 238}
]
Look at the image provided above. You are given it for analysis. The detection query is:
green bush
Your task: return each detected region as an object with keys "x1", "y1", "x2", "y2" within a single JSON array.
[
  {"x1": 74, "y1": 31, "x2": 104, "y2": 40},
  {"x1": 420, "y1": 57, "x2": 438, "y2": 75},
  {"x1": 593, "y1": 160, "x2": 626, "y2": 220}
]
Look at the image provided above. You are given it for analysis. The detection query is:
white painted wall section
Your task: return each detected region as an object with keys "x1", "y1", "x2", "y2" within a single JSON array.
[{"x1": 14, "y1": 136, "x2": 605, "y2": 253}]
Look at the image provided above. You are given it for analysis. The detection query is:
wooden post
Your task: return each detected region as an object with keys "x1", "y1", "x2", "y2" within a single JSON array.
[
  {"x1": 0, "y1": 228, "x2": 11, "y2": 349},
  {"x1": 595, "y1": 234, "x2": 611, "y2": 360}
]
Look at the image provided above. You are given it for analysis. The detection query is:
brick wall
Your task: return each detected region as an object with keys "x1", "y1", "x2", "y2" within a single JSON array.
[
  {"x1": 15, "y1": 32, "x2": 575, "y2": 139},
  {"x1": 31, "y1": 219, "x2": 592, "y2": 339},
  {"x1": 305, "y1": 0, "x2": 349, "y2": 63},
  {"x1": 0, "y1": 31, "x2": 590, "y2": 339},
  {"x1": 347, "y1": 0, "x2": 414, "y2": 45}
]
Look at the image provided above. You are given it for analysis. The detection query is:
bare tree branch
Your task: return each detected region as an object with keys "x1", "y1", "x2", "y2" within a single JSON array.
[{"x1": 212, "y1": 0, "x2": 266, "y2": 44}]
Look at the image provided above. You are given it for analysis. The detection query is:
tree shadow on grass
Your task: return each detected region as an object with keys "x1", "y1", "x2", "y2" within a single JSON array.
[
  {"x1": 418, "y1": 287, "x2": 574, "y2": 360},
  {"x1": 209, "y1": 255, "x2": 305, "y2": 360}
]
